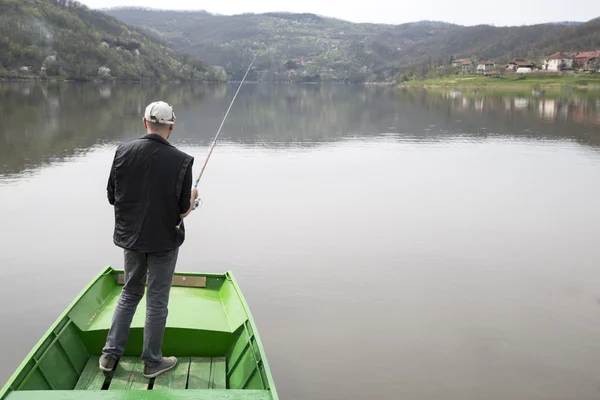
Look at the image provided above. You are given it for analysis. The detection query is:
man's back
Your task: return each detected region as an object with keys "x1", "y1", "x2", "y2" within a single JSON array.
[
  {"x1": 101, "y1": 101, "x2": 198, "y2": 379},
  {"x1": 108, "y1": 134, "x2": 193, "y2": 253}
]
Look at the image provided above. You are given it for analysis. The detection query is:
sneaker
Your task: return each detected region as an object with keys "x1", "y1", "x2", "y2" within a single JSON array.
[
  {"x1": 143, "y1": 357, "x2": 178, "y2": 378},
  {"x1": 99, "y1": 354, "x2": 118, "y2": 372}
]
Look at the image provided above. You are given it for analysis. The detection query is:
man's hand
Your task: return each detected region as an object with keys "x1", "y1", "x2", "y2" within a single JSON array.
[
  {"x1": 181, "y1": 186, "x2": 200, "y2": 218},
  {"x1": 191, "y1": 187, "x2": 200, "y2": 210}
]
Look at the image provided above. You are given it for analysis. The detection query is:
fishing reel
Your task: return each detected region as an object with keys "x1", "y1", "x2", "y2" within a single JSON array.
[{"x1": 175, "y1": 196, "x2": 203, "y2": 231}]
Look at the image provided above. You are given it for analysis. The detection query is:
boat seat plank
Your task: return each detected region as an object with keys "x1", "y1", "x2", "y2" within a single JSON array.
[
  {"x1": 108, "y1": 357, "x2": 149, "y2": 390},
  {"x1": 187, "y1": 357, "x2": 212, "y2": 389},
  {"x1": 86, "y1": 287, "x2": 231, "y2": 333},
  {"x1": 153, "y1": 357, "x2": 191, "y2": 390},
  {"x1": 210, "y1": 357, "x2": 227, "y2": 389},
  {"x1": 74, "y1": 357, "x2": 107, "y2": 390},
  {"x1": 117, "y1": 274, "x2": 207, "y2": 288},
  {"x1": 5, "y1": 390, "x2": 272, "y2": 400}
]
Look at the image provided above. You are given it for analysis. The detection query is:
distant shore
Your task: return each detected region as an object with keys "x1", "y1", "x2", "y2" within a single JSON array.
[{"x1": 398, "y1": 74, "x2": 600, "y2": 90}]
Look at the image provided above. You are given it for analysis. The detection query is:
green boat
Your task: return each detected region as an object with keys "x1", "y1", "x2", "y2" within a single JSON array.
[{"x1": 0, "y1": 266, "x2": 278, "y2": 400}]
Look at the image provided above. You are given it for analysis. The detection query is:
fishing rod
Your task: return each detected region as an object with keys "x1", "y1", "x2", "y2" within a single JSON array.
[
  {"x1": 193, "y1": 52, "x2": 258, "y2": 209},
  {"x1": 176, "y1": 53, "x2": 257, "y2": 231}
]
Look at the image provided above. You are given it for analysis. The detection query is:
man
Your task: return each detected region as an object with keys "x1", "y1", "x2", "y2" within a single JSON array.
[{"x1": 100, "y1": 101, "x2": 199, "y2": 378}]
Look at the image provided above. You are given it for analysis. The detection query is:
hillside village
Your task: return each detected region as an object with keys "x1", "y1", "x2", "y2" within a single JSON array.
[{"x1": 450, "y1": 50, "x2": 600, "y2": 76}]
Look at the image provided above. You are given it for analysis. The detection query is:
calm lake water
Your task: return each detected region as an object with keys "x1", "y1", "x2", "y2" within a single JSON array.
[{"x1": 1, "y1": 82, "x2": 600, "y2": 400}]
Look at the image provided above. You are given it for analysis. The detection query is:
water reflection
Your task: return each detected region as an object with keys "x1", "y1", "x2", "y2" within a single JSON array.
[
  {"x1": 0, "y1": 82, "x2": 209, "y2": 177},
  {"x1": 1, "y1": 82, "x2": 599, "y2": 178},
  {"x1": 400, "y1": 88, "x2": 600, "y2": 147},
  {"x1": 436, "y1": 88, "x2": 600, "y2": 128}
]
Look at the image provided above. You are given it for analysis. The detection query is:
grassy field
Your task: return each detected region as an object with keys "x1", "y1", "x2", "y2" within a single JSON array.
[{"x1": 399, "y1": 73, "x2": 600, "y2": 89}]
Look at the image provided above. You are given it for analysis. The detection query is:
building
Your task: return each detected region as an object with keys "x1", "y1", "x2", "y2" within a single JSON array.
[
  {"x1": 452, "y1": 58, "x2": 469, "y2": 68},
  {"x1": 459, "y1": 59, "x2": 474, "y2": 73},
  {"x1": 476, "y1": 60, "x2": 495, "y2": 74},
  {"x1": 543, "y1": 52, "x2": 577, "y2": 71},
  {"x1": 506, "y1": 58, "x2": 535, "y2": 72},
  {"x1": 573, "y1": 51, "x2": 599, "y2": 70}
]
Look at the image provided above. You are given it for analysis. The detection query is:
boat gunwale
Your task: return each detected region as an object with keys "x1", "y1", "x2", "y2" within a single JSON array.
[
  {"x1": 0, "y1": 267, "x2": 278, "y2": 400},
  {"x1": 225, "y1": 272, "x2": 279, "y2": 400},
  {"x1": 0, "y1": 266, "x2": 113, "y2": 400}
]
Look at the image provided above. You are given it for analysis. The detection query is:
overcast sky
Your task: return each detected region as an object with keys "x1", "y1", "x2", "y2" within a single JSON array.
[{"x1": 79, "y1": 0, "x2": 599, "y2": 26}]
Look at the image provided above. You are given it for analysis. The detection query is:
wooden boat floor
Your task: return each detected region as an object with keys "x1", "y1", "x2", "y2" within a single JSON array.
[
  {"x1": 74, "y1": 356, "x2": 227, "y2": 391},
  {"x1": 86, "y1": 286, "x2": 232, "y2": 332}
]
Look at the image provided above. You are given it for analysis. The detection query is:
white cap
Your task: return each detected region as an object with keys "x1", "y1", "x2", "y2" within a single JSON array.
[{"x1": 144, "y1": 101, "x2": 176, "y2": 125}]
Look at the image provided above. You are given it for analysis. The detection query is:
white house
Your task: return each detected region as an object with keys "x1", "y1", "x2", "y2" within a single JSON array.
[
  {"x1": 543, "y1": 52, "x2": 576, "y2": 71},
  {"x1": 476, "y1": 60, "x2": 495, "y2": 74}
]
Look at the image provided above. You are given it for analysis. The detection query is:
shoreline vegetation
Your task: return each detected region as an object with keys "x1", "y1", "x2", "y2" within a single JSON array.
[
  {"x1": 0, "y1": 75, "x2": 216, "y2": 83},
  {"x1": 2, "y1": 75, "x2": 599, "y2": 94},
  {"x1": 397, "y1": 73, "x2": 600, "y2": 90}
]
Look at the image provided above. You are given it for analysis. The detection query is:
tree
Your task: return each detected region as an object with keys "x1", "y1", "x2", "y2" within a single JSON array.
[{"x1": 284, "y1": 60, "x2": 300, "y2": 70}]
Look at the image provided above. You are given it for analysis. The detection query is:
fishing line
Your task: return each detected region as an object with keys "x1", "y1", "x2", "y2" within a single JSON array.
[
  {"x1": 176, "y1": 52, "x2": 257, "y2": 230},
  {"x1": 193, "y1": 52, "x2": 258, "y2": 199}
]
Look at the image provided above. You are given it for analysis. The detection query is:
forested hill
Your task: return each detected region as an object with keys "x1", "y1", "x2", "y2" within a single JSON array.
[
  {"x1": 105, "y1": 7, "x2": 600, "y2": 82},
  {"x1": 0, "y1": 0, "x2": 224, "y2": 81},
  {"x1": 104, "y1": 8, "x2": 459, "y2": 82}
]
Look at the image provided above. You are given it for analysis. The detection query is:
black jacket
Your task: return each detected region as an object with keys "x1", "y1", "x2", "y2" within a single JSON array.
[{"x1": 107, "y1": 134, "x2": 194, "y2": 253}]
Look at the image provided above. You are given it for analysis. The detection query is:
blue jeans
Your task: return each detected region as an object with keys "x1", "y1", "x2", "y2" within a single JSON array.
[{"x1": 102, "y1": 248, "x2": 178, "y2": 367}]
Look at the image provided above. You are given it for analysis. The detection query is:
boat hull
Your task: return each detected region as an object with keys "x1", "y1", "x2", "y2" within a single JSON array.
[{"x1": 0, "y1": 267, "x2": 278, "y2": 400}]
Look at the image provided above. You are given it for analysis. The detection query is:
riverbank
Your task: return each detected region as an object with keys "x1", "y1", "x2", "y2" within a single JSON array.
[{"x1": 398, "y1": 74, "x2": 600, "y2": 90}]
